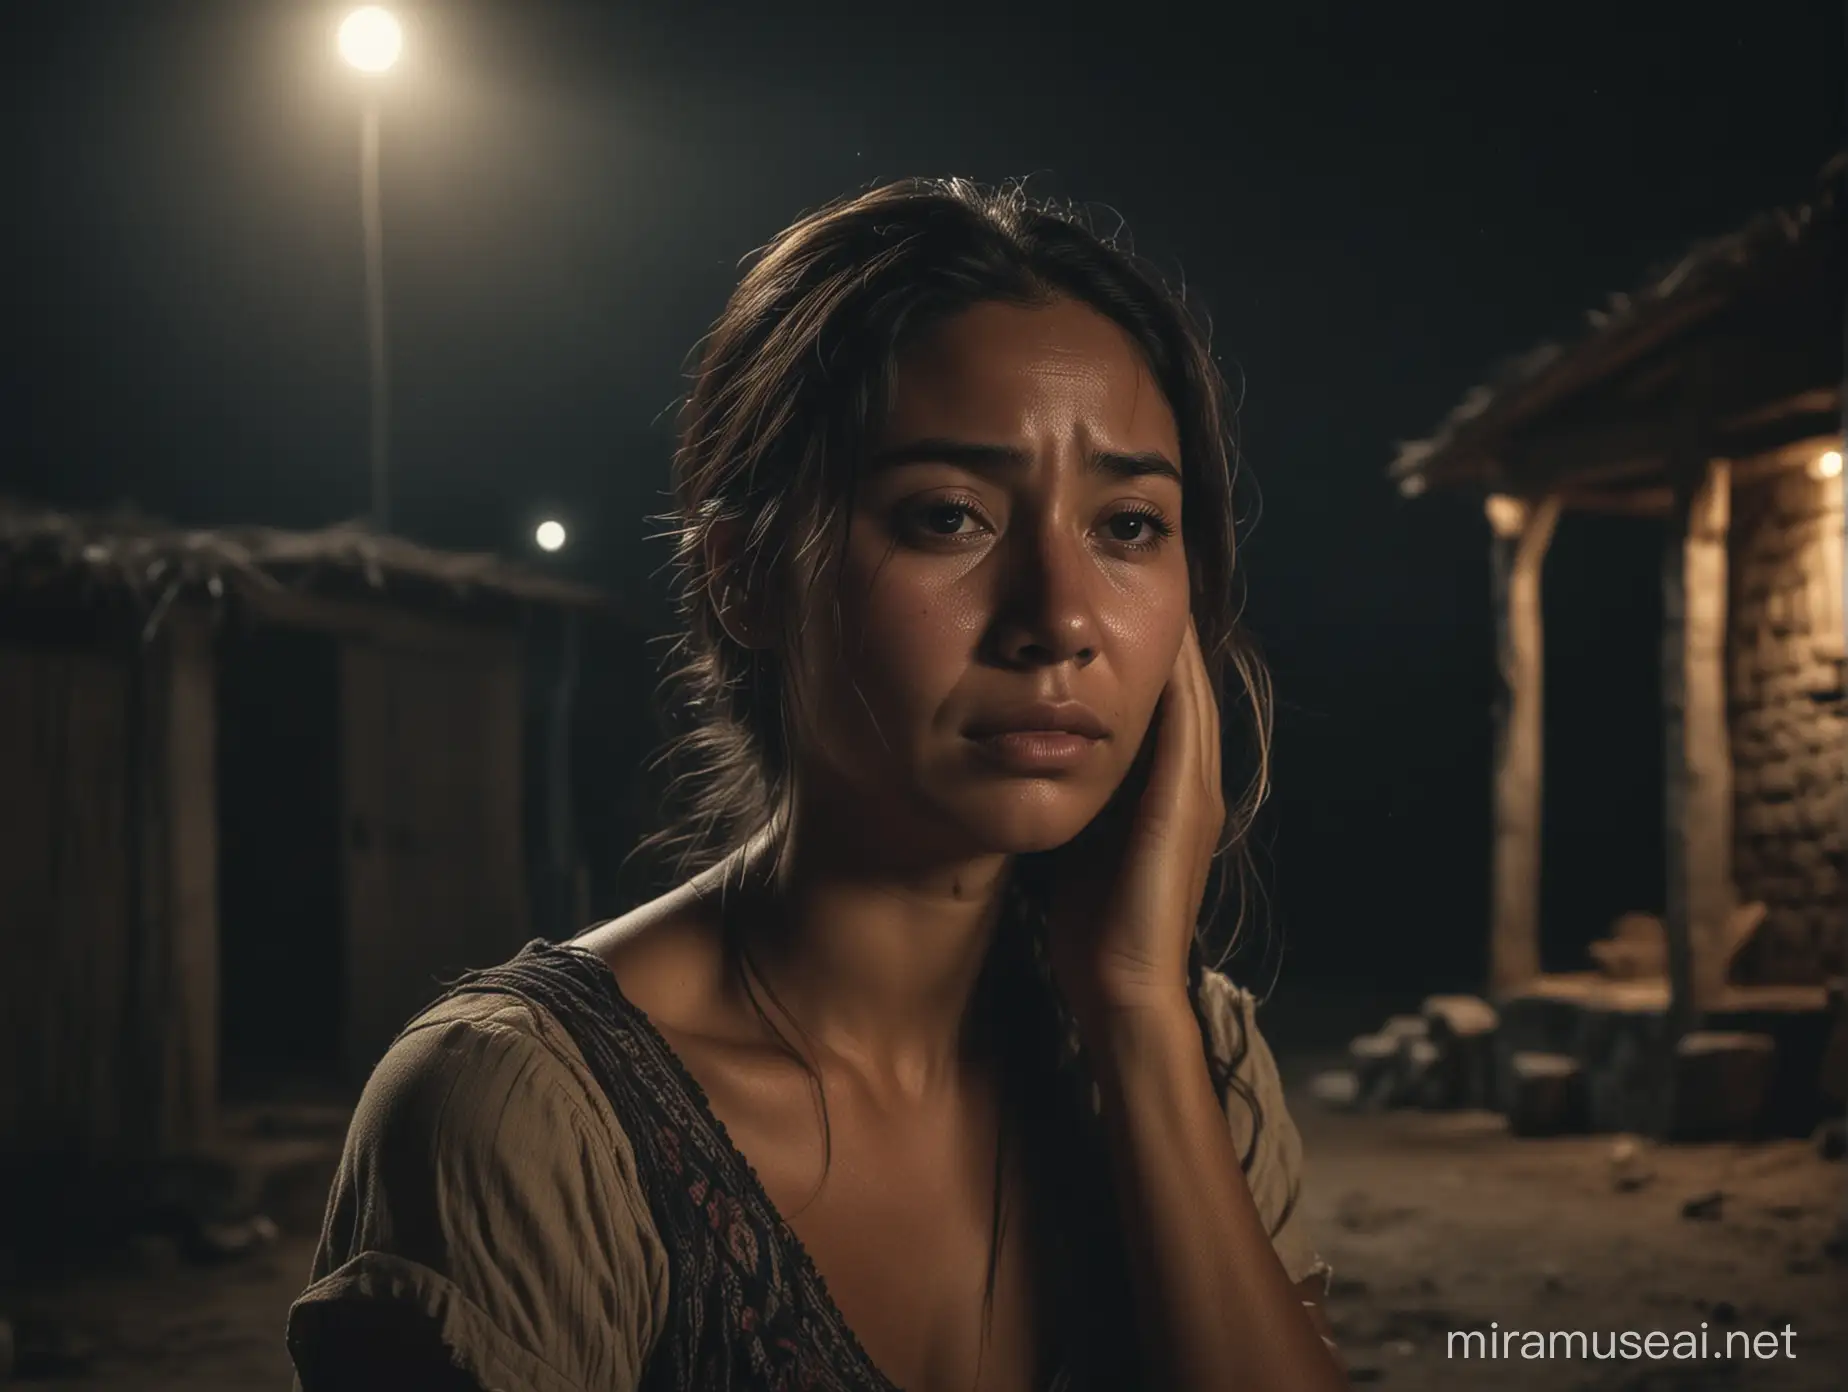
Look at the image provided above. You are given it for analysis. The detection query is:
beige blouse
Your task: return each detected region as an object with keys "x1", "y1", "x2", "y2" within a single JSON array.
[{"x1": 288, "y1": 968, "x2": 1324, "y2": 1391}]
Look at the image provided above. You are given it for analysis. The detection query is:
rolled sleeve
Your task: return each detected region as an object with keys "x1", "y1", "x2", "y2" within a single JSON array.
[{"x1": 1196, "y1": 971, "x2": 1330, "y2": 1292}]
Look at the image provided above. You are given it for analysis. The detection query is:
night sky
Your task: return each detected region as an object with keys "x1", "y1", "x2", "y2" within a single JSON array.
[{"x1": 8, "y1": 1, "x2": 1843, "y2": 991}]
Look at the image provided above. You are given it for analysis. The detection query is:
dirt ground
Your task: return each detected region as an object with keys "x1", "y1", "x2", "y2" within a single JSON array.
[
  {"x1": 11, "y1": 1062, "x2": 1846, "y2": 1390},
  {"x1": 1293, "y1": 1100, "x2": 1845, "y2": 1390}
]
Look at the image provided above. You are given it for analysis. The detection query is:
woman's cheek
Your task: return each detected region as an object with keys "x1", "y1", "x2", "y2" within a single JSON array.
[
  {"x1": 1100, "y1": 583, "x2": 1187, "y2": 706},
  {"x1": 852, "y1": 579, "x2": 983, "y2": 711}
]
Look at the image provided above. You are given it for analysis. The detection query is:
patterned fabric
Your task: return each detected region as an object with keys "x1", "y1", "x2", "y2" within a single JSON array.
[{"x1": 441, "y1": 940, "x2": 903, "y2": 1392}]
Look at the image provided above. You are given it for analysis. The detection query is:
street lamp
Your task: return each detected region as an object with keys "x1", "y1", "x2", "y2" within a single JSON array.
[
  {"x1": 338, "y1": 7, "x2": 402, "y2": 72},
  {"x1": 338, "y1": 8, "x2": 402, "y2": 533}
]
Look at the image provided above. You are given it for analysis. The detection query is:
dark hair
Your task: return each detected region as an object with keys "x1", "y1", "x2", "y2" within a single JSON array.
[{"x1": 644, "y1": 177, "x2": 1278, "y2": 1377}]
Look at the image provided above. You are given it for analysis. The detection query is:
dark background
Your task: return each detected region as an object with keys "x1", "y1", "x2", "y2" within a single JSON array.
[{"x1": 7, "y1": 0, "x2": 1842, "y2": 993}]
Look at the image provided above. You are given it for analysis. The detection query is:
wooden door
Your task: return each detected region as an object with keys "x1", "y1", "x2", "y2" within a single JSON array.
[{"x1": 340, "y1": 634, "x2": 526, "y2": 1078}]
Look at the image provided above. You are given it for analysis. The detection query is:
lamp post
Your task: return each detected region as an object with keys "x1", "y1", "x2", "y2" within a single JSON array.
[{"x1": 337, "y1": 8, "x2": 403, "y2": 533}]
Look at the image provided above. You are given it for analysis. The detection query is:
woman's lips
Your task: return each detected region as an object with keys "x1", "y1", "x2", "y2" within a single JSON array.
[{"x1": 968, "y1": 729, "x2": 1103, "y2": 773}]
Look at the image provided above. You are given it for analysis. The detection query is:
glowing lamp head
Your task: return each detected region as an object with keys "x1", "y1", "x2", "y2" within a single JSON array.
[
  {"x1": 535, "y1": 520, "x2": 568, "y2": 553},
  {"x1": 1816, "y1": 450, "x2": 1844, "y2": 481},
  {"x1": 338, "y1": 8, "x2": 403, "y2": 74}
]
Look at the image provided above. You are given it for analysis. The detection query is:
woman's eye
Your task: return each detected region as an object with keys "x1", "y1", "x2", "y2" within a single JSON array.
[
  {"x1": 1103, "y1": 508, "x2": 1174, "y2": 547},
  {"x1": 923, "y1": 503, "x2": 976, "y2": 535},
  {"x1": 904, "y1": 499, "x2": 988, "y2": 539}
]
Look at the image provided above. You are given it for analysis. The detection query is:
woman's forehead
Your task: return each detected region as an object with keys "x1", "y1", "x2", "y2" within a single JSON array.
[{"x1": 878, "y1": 298, "x2": 1180, "y2": 458}]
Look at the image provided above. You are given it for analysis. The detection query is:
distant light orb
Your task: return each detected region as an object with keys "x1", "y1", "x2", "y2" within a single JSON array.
[
  {"x1": 338, "y1": 8, "x2": 403, "y2": 73},
  {"x1": 1817, "y1": 449, "x2": 1844, "y2": 481},
  {"x1": 535, "y1": 520, "x2": 568, "y2": 553}
]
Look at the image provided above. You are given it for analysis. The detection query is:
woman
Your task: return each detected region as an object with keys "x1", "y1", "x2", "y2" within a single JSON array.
[{"x1": 288, "y1": 178, "x2": 1343, "y2": 1391}]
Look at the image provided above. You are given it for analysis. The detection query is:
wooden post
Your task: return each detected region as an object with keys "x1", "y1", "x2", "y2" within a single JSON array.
[
  {"x1": 1487, "y1": 493, "x2": 1561, "y2": 998},
  {"x1": 1662, "y1": 457, "x2": 1734, "y2": 1034},
  {"x1": 127, "y1": 606, "x2": 219, "y2": 1156}
]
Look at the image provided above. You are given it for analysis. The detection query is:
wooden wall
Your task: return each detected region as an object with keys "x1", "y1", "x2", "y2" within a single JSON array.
[
  {"x1": 0, "y1": 607, "x2": 217, "y2": 1160},
  {"x1": 0, "y1": 638, "x2": 133, "y2": 1155},
  {"x1": 247, "y1": 592, "x2": 538, "y2": 1080},
  {"x1": 340, "y1": 631, "x2": 528, "y2": 1076},
  {"x1": 2, "y1": 587, "x2": 537, "y2": 1161}
]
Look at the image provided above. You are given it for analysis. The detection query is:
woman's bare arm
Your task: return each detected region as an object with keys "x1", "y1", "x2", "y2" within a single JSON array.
[{"x1": 1090, "y1": 997, "x2": 1347, "y2": 1391}]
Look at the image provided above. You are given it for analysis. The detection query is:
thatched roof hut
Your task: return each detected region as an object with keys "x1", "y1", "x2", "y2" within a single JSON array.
[{"x1": 1, "y1": 504, "x2": 612, "y2": 1166}]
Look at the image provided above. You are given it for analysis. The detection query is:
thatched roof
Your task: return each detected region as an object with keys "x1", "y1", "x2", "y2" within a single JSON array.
[
  {"x1": 0, "y1": 503, "x2": 607, "y2": 630},
  {"x1": 1392, "y1": 152, "x2": 1846, "y2": 497}
]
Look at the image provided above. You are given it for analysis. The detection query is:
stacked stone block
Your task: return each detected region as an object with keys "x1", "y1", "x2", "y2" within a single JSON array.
[{"x1": 1728, "y1": 465, "x2": 1846, "y2": 984}]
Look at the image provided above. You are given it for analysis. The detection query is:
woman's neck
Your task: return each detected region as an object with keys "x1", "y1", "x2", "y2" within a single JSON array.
[{"x1": 719, "y1": 817, "x2": 1013, "y2": 1095}]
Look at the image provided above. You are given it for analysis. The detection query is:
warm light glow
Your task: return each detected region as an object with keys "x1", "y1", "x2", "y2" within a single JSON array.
[
  {"x1": 338, "y1": 8, "x2": 403, "y2": 73},
  {"x1": 1484, "y1": 493, "x2": 1527, "y2": 538},
  {"x1": 535, "y1": 520, "x2": 567, "y2": 553},
  {"x1": 1817, "y1": 449, "x2": 1844, "y2": 480}
]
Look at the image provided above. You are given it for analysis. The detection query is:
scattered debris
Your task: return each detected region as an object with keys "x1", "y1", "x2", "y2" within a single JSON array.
[
  {"x1": 1310, "y1": 1069, "x2": 1361, "y2": 1110},
  {"x1": 1349, "y1": 1033, "x2": 1401, "y2": 1108},
  {"x1": 184, "y1": 1214, "x2": 281, "y2": 1265},
  {"x1": 1609, "y1": 1134, "x2": 1655, "y2": 1191},
  {"x1": 1399, "y1": 1037, "x2": 1443, "y2": 1109},
  {"x1": 1508, "y1": 1051, "x2": 1585, "y2": 1136},
  {"x1": 1682, "y1": 1190, "x2": 1726, "y2": 1221},
  {"x1": 1670, "y1": 1032, "x2": 1776, "y2": 1140},
  {"x1": 1341, "y1": 995, "x2": 1504, "y2": 1115},
  {"x1": 1422, "y1": 994, "x2": 1499, "y2": 1110}
]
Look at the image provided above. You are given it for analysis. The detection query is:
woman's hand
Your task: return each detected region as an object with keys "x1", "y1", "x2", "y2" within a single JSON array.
[{"x1": 1048, "y1": 622, "x2": 1226, "y2": 1031}]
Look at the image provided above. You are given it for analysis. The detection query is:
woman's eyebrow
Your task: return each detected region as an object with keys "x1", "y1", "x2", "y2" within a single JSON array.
[{"x1": 869, "y1": 438, "x2": 1181, "y2": 484}]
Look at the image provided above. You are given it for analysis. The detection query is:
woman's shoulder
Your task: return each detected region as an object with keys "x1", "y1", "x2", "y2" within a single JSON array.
[
  {"x1": 291, "y1": 957, "x2": 671, "y2": 1390},
  {"x1": 327, "y1": 971, "x2": 639, "y2": 1244},
  {"x1": 375, "y1": 968, "x2": 616, "y2": 1138}
]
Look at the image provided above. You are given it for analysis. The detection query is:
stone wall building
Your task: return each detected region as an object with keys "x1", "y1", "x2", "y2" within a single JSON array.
[{"x1": 1389, "y1": 152, "x2": 1845, "y2": 1030}]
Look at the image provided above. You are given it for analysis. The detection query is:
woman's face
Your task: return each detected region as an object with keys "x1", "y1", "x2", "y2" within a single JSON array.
[{"x1": 786, "y1": 296, "x2": 1193, "y2": 859}]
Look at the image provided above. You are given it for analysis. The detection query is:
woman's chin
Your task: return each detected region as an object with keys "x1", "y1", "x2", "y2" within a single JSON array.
[{"x1": 949, "y1": 790, "x2": 1108, "y2": 856}]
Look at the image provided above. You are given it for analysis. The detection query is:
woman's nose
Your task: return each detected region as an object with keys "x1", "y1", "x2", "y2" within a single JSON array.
[{"x1": 991, "y1": 532, "x2": 1099, "y2": 669}]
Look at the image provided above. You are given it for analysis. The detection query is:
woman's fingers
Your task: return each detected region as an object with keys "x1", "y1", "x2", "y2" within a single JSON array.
[
  {"x1": 1180, "y1": 623, "x2": 1226, "y2": 846},
  {"x1": 1141, "y1": 637, "x2": 1194, "y2": 828},
  {"x1": 1137, "y1": 624, "x2": 1213, "y2": 842}
]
